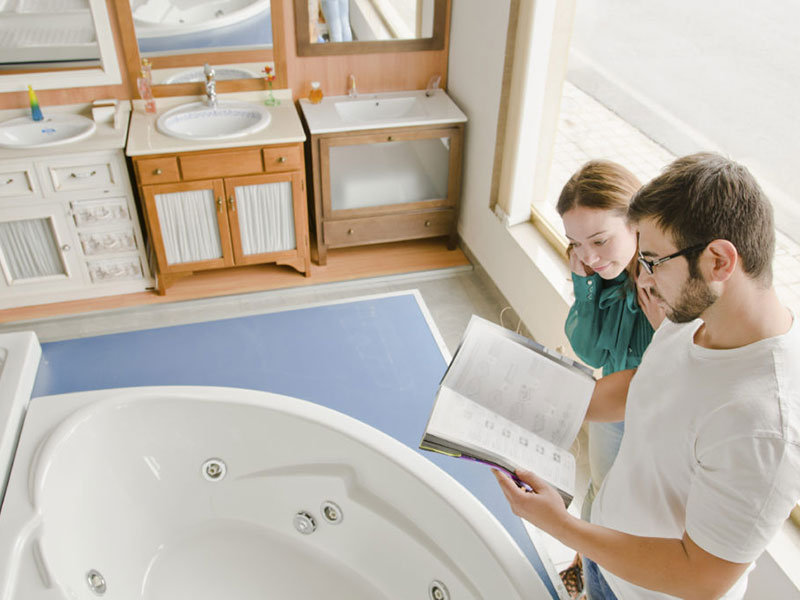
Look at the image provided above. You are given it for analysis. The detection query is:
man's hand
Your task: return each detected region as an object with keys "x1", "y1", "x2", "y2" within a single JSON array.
[{"x1": 493, "y1": 468, "x2": 572, "y2": 538}]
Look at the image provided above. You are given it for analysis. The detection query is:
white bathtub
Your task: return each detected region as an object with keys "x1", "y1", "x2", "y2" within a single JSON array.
[
  {"x1": 132, "y1": 0, "x2": 271, "y2": 37},
  {"x1": 0, "y1": 386, "x2": 550, "y2": 599}
]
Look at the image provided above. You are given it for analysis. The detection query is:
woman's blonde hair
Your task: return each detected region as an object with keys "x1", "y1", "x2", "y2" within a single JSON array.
[{"x1": 557, "y1": 160, "x2": 642, "y2": 282}]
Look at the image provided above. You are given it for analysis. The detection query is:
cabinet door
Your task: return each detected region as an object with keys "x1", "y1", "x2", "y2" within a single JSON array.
[
  {"x1": 224, "y1": 173, "x2": 305, "y2": 266},
  {"x1": 320, "y1": 127, "x2": 461, "y2": 218},
  {"x1": 0, "y1": 203, "x2": 85, "y2": 306},
  {"x1": 141, "y1": 179, "x2": 234, "y2": 274}
]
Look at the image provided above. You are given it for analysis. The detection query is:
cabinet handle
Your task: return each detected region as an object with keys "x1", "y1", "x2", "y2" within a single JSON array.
[
  {"x1": 277, "y1": 156, "x2": 286, "y2": 163},
  {"x1": 217, "y1": 197, "x2": 223, "y2": 209},
  {"x1": 387, "y1": 136, "x2": 394, "y2": 141},
  {"x1": 70, "y1": 170, "x2": 97, "y2": 179},
  {"x1": 153, "y1": 168, "x2": 163, "y2": 175},
  {"x1": 1, "y1": 178, "x2": 12, "y2": 185},
  {"x1": 228, "y1": 196, "x2": 236, "y2": 211},
  {"x1": 347, "y1": 228, "x2": 354, "y2": 235},
  {"x1": 61, "y1": 244, "x2": 71, "y2": 251},
  {"x1": 424, "y1": 220, "x2": 432, "y2": 227}
]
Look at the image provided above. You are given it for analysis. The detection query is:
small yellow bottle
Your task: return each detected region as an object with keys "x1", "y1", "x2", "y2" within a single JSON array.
[{"x1": 308, "y1": 81, "x2": 323, "y2": 104}]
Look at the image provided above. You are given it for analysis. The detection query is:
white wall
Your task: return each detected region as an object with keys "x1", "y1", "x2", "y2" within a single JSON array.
[{"x1": 447, "y1": 0, "x2": 572, "y2": 352}]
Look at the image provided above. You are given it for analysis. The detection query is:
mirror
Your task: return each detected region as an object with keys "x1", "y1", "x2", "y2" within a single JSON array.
[
  {"x1": 295, "y1": 0, "x2": 445, "y2": 56},
  {"x1": 0, "y1": 0, "x2": 121, "y2": 92},
  {"x1": 128, "y1": 0, "x2": 273, "y2": 85}
]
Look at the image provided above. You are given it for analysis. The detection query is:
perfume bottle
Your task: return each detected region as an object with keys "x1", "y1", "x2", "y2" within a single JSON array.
[
  {"x1": 137, "y1": 59, "x2": 156, "y2": 114},
  {"x1": 308, "y1": 81, "x2": 323, "y2": 104}
]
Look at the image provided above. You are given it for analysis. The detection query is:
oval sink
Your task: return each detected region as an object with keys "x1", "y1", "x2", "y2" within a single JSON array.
[
  {"x1": 334, "y1": 96, "x2": 426, "y2": 123},
  {"x1": 0, "y1": 114, "x2": 96, "y2": 149},
  {"x1": 156, "y1": 101, "x2": 271, "y2": 141}
]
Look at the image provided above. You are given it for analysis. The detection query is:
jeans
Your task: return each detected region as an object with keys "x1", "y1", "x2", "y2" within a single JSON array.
[{"x1": 584, "y1": 558, "x2": 619, "y2": 600}]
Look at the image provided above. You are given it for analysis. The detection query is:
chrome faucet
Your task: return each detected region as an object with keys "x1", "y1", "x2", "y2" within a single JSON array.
[
  {"x1": 347, "y1": 74, "x2": 357, "y2": 98},
  {"x1": 425, "y1": 75, "x2": 441, "y2": 97},
  {"x1": 204, "y1": 63, "x2": 217, "y2": 109}
]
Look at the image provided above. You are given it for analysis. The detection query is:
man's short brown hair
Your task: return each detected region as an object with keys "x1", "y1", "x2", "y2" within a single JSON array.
[{"x1": 628, "y1": 152, "x2": 774, "y2": 284}]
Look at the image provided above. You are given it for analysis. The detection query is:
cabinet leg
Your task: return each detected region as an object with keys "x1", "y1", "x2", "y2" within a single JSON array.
[{"x1": 316, "y1": 243, "x2": 328, "y2": 266}]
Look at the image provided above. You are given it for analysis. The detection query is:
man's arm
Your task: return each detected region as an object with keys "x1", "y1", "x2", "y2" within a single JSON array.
[
  {"x1": 495, "y1": 469, "x2": 749, "y2": 600},
  {"x1": 585, "y1": 368, "x2": 635, "y2": 423}
]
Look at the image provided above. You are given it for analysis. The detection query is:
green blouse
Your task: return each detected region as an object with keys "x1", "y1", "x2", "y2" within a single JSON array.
[{"x1": 564, "y1": 271, "x2": 654, "y2": 377}]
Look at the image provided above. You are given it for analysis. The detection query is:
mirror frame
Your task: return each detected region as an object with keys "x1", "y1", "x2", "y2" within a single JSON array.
[
  {"x1": 112, "y1": 0, "x2": 286, "y2": 96},
  {"x1": 0, "y1": 0, "x2": 121, "y2": 92},
  {"x1": 294, "y1": 0, "x2": 446, "y2": 56}
]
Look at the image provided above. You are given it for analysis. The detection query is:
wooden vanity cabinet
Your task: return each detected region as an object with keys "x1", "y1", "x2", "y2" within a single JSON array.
[
  {"x1": 132, "y1": 144, "x2": 310, "y2": 295},
  {"x1": 308, "y1": 124, "x2": 464, "y2": 265}
]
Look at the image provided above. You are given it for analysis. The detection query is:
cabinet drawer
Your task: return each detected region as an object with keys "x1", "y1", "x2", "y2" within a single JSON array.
[
  {"x1": 78, "y1": 226, "x2": 138, "y2": 256},
  {"x1": 262, "y1": 145, "x2": 303, "y2": 173},
  {"x1": 324, "y1": 210, "x2": 455, "y2": 247},
  {"x1": 0, "y1": 164, "x2": 37, "y2": 199},
  {"x1": 39, "y1": 152, "x2": 123, "y2": 196},
  {"x1": 137, "y1": 157, "x2": 180, "y2": 185},
  {"x1": 71, "y1": 197, "x2": 131, "y2": 228},
  {"x1": 86, "y1": 256, "x2": 144, "y2": 283},
  {"x1": 180, "y1": 149, "x2": 263, "y2": 180}
]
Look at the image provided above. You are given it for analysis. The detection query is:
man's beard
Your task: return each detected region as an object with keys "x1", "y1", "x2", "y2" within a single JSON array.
[{"x1": 655, "y1": 276, "x2": 718, "y2": 323}]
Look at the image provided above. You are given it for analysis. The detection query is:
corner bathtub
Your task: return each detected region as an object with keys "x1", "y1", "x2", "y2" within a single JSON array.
[{"x1": 0, "y1": 386, "x2": 549, "y2": 599}]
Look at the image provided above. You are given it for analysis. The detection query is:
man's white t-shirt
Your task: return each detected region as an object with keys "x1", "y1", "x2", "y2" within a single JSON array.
[{"x1": 591, "y1": 315, "x2": 800, "y2": 600}]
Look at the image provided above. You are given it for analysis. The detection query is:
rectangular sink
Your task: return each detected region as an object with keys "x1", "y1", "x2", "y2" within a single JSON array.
[
  {"x1": 334, "y1": 96, "x2": 426, "y2": 123},
  {"x1": 299, "y1": 90, "x2": 467, "y2": 134}
]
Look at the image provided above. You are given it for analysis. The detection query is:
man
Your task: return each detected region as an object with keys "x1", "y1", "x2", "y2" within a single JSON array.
[{"x1": 496, "y1": 153, "x2": 800, "y2": 599}]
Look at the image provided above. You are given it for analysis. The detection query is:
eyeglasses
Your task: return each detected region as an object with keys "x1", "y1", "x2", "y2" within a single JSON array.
[{"x1": 637, "y1": 241, "x2": 711, "y2": 275}]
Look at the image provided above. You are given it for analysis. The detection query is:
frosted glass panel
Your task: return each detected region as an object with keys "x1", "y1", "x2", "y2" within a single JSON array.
[
  {"x1": 155, "y1": 188, "x2": 222, "y2": 265},
  {"x1": 329, "y1": 137, "x2": 450, "y2": 211},
  {"x1": 0, "y1": 217, "x2": 65, "y2": 281},
  {"x1": 234, "y1": 181, "x2": 296, "y2": 255}
]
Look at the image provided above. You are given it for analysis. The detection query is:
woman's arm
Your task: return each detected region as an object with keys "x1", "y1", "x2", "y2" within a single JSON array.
[{"x1": 585, "y1": 368, "x2": 635, "y2": 422}]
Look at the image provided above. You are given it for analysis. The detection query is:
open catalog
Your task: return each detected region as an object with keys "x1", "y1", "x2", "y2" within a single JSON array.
[{"x1": 420, "y1": 315, "x2": 596, "y2": 507}]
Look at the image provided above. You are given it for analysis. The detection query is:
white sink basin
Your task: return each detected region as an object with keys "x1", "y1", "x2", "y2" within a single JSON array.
[
  {"x1": 0, "y1": 114, "x2": 96, "y2": 149},
  {"x1": 299, "y1": 90, "x2": 467, "y2": 134},
  {"x1": 334, "y1": 96, "x2": 426, "y2": 123},
  {"x1": 156, "y1": 100, "x2": 271, "y2": 141}
]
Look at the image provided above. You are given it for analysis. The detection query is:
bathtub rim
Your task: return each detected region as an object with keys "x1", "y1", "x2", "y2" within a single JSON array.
[
  {"x1": 132, "y1": 0, "x2": 271, "y2": 38},
  {"x1": 0, "y1": 331, "x2": 41, "y2": 515},
  {"x1": 1, "y1": 385, "x2": 545, "y2": 599}
]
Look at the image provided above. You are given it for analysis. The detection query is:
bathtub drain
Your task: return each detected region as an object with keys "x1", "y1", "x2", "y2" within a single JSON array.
[
  {"x1": 321, "y1": 500, "x2": 343, "y2": 524},
  {"x1": 202, "y1": 458, "x2": 227, "y2": 481},
  {"x1": 86, "y1": 570, "x2": 106, "y2": 595}
]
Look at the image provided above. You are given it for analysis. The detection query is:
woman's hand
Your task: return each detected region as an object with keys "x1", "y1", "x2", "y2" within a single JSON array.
[
  {"x1": 637, "y1": 280, "x2": 665, "y2": 330},
  {"x1": 568, "y1": 244, "x2": 590, "y2": 277},
  {"x1": 493, "y1": 469, "x2": 571, "y2": 537}
]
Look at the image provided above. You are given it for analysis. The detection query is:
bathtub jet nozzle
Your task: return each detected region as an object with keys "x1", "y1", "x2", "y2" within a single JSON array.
[
  {"x1": 86, "y1": 570, "x2": 106, "y2": 595},
  {"x1": 202, "y1": 458, "x2": 227, "y2": 481}
]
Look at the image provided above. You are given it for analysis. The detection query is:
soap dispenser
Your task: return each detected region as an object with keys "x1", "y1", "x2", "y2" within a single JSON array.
[{"x1": 308, "y1": 81, "x2": 323, "y2": 104}]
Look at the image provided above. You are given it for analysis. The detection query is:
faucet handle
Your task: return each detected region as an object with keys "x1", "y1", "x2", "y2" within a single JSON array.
[{"x1": 426, "y1": 75, "x2": 441, "y2": 91}]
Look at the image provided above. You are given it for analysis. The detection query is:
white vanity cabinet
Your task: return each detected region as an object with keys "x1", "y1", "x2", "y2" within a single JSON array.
[{"x1": 0, "y1": 150, "x2": 152, "y2": 309}]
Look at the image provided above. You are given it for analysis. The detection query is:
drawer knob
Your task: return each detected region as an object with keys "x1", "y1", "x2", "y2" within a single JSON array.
[
  {"x1": 278, "y1": 156, "x2": 286, "y2": 163},
  {"x1": 154, "y1": 168, "x2": 163, "y2": 175},
  {"x1": 424, "y1": 220, "x2": 432, "y2": 227},
  {"x1": 61, "y1": 244, "x2": 71, "y2": 251},
  {"x1": 387, "y1": 136, "x2": 394, "y2": 142},
  {"x1": 217, "y1": 197, "x2": 223, "y2": 208},
  {"x1": 347, "y1": 228, "x2": 354, "y2": 235}
]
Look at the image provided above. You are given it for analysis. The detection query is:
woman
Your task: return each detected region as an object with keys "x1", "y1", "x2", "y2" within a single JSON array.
[{"x1": 556, "y1": 160, "x2": 664, "y2": 598}]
